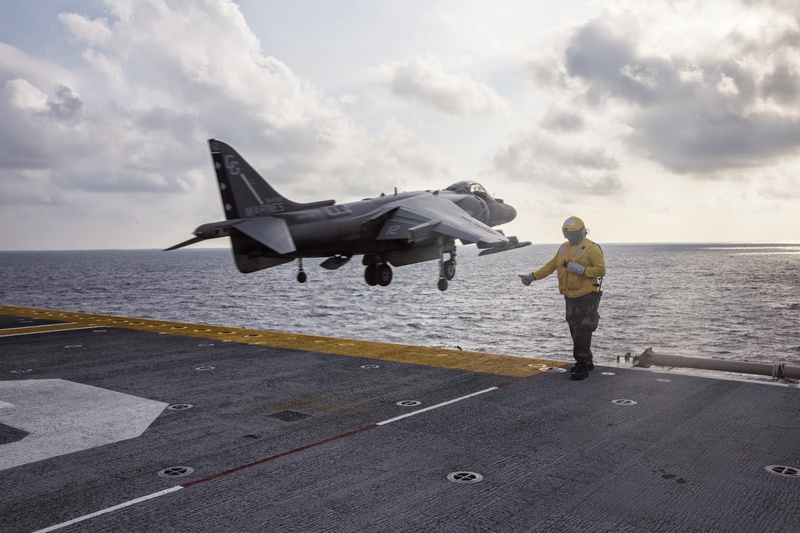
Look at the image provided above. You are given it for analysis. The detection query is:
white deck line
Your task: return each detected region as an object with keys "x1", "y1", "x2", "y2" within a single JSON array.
[
  {"x1": 376, "y1": 387, "x2": 499, "y2": 426},
  {"x1": 32, "y1": 486, "x2": 184, "y2": 533}
]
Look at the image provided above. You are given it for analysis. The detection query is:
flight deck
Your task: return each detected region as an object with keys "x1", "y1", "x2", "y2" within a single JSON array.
[{"x1": 1, "y1": 305, "x2": 798, "y2": 532}]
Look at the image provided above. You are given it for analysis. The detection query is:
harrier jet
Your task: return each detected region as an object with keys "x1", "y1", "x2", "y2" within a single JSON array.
[{"x1": 166, "y1": 139, "x2": 530, "y2": 290}]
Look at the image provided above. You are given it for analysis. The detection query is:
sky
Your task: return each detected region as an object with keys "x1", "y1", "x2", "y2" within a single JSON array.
[{"x1": 0, "y1": 0, "x2": 798, "y2": 250}]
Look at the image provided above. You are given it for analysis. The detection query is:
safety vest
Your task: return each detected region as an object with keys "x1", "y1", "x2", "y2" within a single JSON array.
[{"x1": 555, "y1": 240, "x2": 601, "y2": 298}]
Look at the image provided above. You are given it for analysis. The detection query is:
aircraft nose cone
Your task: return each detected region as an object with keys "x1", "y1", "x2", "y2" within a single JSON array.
[
  {"x1": 494, "y1": 202, "x2": 516, "y2": 224},
  {"x1": 503, "y1": 203, "x2": 517, "y2": 223},
  {"x1": 489, "y1": 201, "x2": 517, "y2": 225}
]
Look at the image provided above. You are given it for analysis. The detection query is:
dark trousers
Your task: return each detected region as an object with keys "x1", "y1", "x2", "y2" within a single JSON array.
[{"x1": 565, "y1": 292, "x2": 602, "y2": 363}]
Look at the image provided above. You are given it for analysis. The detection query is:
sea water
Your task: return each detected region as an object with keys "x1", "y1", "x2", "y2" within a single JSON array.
[{"x1": 1, "y1": 244, "x2": 798, "y2": 367}]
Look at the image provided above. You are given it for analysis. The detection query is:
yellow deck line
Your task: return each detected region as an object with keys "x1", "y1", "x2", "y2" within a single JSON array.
[{"x1": 0, "y1": 305, "x2": 567, "y2": 378}]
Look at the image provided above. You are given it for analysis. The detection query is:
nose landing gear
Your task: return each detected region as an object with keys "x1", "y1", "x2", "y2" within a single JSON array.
[{"x1": 437, "y1": 242, "x2": 456, "y2": 291}]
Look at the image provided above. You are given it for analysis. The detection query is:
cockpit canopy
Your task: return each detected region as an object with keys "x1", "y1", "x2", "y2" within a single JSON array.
[{"x1": 446, "y1": 181, "x2": 492, "y2": 202}]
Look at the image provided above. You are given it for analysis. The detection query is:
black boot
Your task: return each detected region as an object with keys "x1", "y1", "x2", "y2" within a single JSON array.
[
  {"x1": 570, "y1": 361, "x2": 594, "y2": 373},
  {"x1": 571, "y1": 361, "x2": 590, "y2": 380}
]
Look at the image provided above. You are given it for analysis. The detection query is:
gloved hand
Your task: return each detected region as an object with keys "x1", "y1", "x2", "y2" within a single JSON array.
[
  {"x1": 518, "y1": 273, "x2": 535, "y2": 286},
  {"x1": 566, "y1": 262, "x2": 586, "y2": 275}
]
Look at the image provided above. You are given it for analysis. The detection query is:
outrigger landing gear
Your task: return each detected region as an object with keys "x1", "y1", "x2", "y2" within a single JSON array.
[{"x1": 296, "y1": 258, "x2": 307, "y2": 283}]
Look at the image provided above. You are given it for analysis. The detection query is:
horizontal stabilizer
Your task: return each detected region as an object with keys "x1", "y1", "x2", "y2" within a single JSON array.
[
  {"x1": 163, "y1": 236, "x2": 206, "y2": 251},
  {"x1": 233, "y1": 217, "x2": 296, "y2": 254}
]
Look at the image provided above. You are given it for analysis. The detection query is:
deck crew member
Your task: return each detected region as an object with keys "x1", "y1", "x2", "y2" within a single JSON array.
[{"x1": 518, "y1": 216, "x2": 606, "y2": 380}]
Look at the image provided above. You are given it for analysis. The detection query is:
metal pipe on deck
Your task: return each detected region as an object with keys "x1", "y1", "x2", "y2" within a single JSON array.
[{"x1": 633, "y1": 347, "x2": 800, "y2": 380}]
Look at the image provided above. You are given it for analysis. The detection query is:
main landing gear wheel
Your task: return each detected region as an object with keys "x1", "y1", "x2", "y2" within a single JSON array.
[
  {"x1": 297, "y1": 258, "x2": 307, "y2": 283},
  {"x1": 365, "y1": 263, "x2": 393, "y2": 287},
  {"x1": 364, "y1": 264, "x2": 379, "y2": 286},
  {"x1": 377, "y1": 264, "x2": 392, "y2": 286},
  {"x1": 438, "y1": 278, "x2": 448, "y2": 291},
  {"x1": 443, "y1": 259, "x2": 456, "y2": 280}
]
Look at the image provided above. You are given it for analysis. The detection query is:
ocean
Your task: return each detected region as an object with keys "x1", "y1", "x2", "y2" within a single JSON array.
[{"x1": 1, "y1": 244, "x2": 799, "y2": 369}]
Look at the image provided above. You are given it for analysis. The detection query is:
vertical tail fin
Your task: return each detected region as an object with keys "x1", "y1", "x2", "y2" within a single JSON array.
[{"x1": 208, "y1": 139, "x2": 335, "y2": 220}]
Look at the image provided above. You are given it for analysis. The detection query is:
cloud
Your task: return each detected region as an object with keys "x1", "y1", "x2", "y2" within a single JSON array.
[
  {"x1": 534, "y1": 9, "x2": 800, "y2": 176},
  {"x1": 4, "y1": 78, "x2": 48, "y2": 111},
  {"x1": 493, "y1": 126, "x2": 623, "y2": 196},
  {"x1": 372, "y1": 53, "x2": 508, "y2": 116},
  {"x1": 59, "y1": 12, "x2": 112, "y2": 46},
  {"x1": 0, "y1": 79, "x2": 88, "y2": 170},
  {"x1": 757, "y1": 168, "x2": 800, "y2": 200},
  {"x1": 761, "y1": 61, "x2": 800, "y2": 105},
  {"x1": 540, "y1": 107, "x2": 585, "y2": 132},
  {"x1": 0, "y1": 42, "x2": 78, "y2": 89}
]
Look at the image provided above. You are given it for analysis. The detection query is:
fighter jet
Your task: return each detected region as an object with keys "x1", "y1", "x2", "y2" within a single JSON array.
[{"x1": 166, "y1": 139, "x2": 530, "y2": 290}]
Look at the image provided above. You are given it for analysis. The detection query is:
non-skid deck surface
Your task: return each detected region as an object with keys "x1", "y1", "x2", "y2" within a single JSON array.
[{"x1": 1, "y1": 306, "x2": 798, "y2": 532}]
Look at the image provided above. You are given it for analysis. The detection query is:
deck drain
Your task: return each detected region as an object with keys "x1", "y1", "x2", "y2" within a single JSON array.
[
  {"x1": 269, "y1": 410, "x2": 310, "y2": 422},
  {"x1": 157, "y1": 466, "x2": 194, "y2": 478},
  {"x1": 92, "y1": 329, "x2": 108, "y2": 333},
  {"x1": 601, "y1": 372, "x2": 616, "y2": 376},
  {"x1": 360, "y1": 364, "x2": 380, "y2": 369},
  {"x1": 396, "y1": 400, "x2": 422, "y2": 407},
  {"x1": 195, "y1": 366, "x2": 215, "y2": 371},
  {"x1": 656, "y1": 379, "x2": 672, "y2": 383},
  {"x1": 612, "y1": 399, "x2": 638, "y2": 406},
  {"x1": 447, "y1": 472, "x2": 484, "y2": 484},
  {"x1": 64, "y1": 345, "x2": 82, "y2": 349},
  {"x1": 198, "y1": 343, "x2": 215, "y2": 347},
  {"x1": 167, "y1": 404, "x2": 194, "y2": 411},
  {"x1": 10, "y1": 369, "x2": 33, "y2": 374},
  {"x1": 765, "y1": 465, "x2": 800, "y2": 478}
]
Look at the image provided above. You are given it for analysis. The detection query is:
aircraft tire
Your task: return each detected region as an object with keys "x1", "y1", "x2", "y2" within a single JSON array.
[
  {"x1": 297, "y1": 272, "x2": 307, "y2": 283},
  {"x1": 377, "y1": 264, "x2": 392, "y2": 286},
  {"x1": 364, "y1": 265, "x2": 379, "y2": 286},
  {"x1": 438, "y1": 278, "x2": 448, "y2": 291},
  {"x1": 443, "y1": 259, "x2": 456, "y2": 280}
]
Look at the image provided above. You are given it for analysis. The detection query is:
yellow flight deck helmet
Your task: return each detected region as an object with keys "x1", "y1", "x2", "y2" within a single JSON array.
[{"x1": 562, "y1": 216, "x2": 585, "y2": 232}]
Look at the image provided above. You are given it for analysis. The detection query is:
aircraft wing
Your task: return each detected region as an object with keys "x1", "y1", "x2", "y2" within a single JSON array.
[{"x1": 375, "y1": 193, "x2": 509, "y2": 245}]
